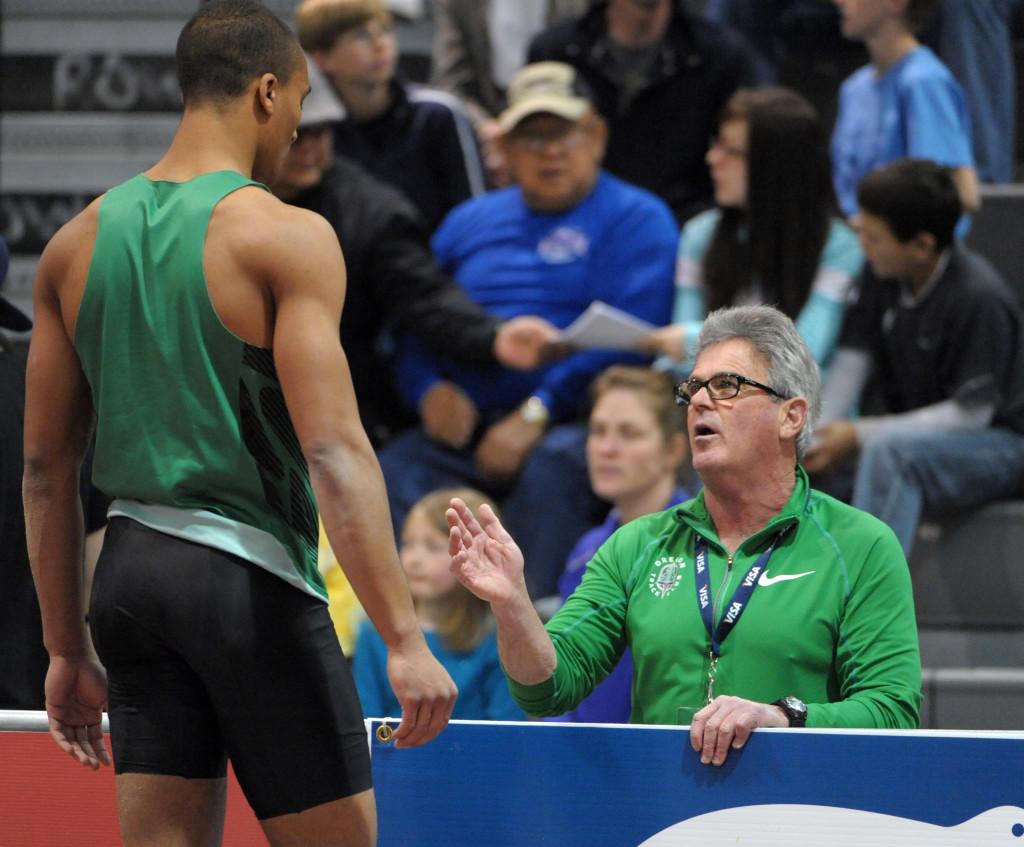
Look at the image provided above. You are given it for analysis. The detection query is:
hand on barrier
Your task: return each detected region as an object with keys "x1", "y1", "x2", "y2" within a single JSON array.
[
  {"x1": 689, "y1": 695, "x2": 788, "y2": 767},
  {"x1": 386, "y1": 638, "x2": 458, "y2": 749},
  {"x1": 45, "y1": 655, "x2": 111, "y2": 770}
]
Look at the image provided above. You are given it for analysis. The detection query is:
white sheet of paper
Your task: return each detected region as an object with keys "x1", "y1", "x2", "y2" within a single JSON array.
[{"x1": 559, "y1": 301, "x2": 656, "y2": 350}]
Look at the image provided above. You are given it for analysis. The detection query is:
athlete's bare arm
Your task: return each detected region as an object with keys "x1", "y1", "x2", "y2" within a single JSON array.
[
  {"x1": 217, "y1": 190, "x2": 457, "y2": 747},
  {"x1": 23, "y1": 202, "x2": 111, "y2": 769}
]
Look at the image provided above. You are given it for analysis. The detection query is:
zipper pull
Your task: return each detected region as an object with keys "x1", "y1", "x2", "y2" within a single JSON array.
[{"x1": 726, "y1": 554, "x2": 733, "y2": 571}]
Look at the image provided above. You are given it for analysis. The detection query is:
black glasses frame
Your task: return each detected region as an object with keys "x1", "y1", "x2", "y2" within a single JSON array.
[{"x1": 674, "y1": 371, "x2": 784, "y2": 407}]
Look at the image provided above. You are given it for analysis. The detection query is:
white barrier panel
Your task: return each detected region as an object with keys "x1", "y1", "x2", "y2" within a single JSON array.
[{"x1": 368, "y1": 720, "x2": 1024, "y2": 846}]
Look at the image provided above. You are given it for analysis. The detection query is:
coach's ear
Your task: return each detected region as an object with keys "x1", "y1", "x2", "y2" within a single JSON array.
[{"x1": 779, "y1": 396, "x2": 807, "y2": 444}]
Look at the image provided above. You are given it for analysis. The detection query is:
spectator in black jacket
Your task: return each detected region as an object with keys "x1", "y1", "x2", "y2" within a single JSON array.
[
  {"x1": 271, "y1": 74, "x2": 557, "y2": 446},
  {"x1": 529, "y1": 0, "x2": 755, "y2": 224}
]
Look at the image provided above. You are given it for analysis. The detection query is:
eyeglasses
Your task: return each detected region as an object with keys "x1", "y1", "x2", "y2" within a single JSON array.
[
  {"x1": 674, "y1": 372, "x2": 784, "y2": 407},
  {"x1": 508, "y1": 125, "x2": 589, "y2": 154}
]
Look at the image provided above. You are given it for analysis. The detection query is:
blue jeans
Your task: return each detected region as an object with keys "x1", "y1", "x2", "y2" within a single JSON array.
[
  {"x1": 851, "y1": 427, "x2": 1024, "y2": 554},
  {"x1": 930, "y1": 0, "x2": 1020, "y2": 183},
  {"x1": 378, "y1": 423, "x2": 604, "y2": 598}
]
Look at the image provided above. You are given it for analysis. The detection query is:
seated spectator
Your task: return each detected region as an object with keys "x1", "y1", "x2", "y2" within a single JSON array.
[
  {"x1": 549, "y1": 366, "x2": 692, "y2": 724},
  {"x1": 449, "y1": 305, "x2": 922, "y2": 766},
  {"x1": 270, "y1": 63, "x2": 557, "y2": 446},
  {"x1": 378, "y1": 61, "x2": 677, "y2": 598},
  {"x1": 528, "y1": 0, "x2": 754, "y2": 223},
  {"x1": 643, "y1": 86, "x2": 862, "y2": 372},
  {"x1": 354, "y1": 488, "x2": 524, "y2": 720},
  {"x1": 831, "y1": 0, "x2": 979, "y2": 220},
  {"x1": 296, "y1": 0, "x2": 486, "y2": 232},
  {"x1": 805, "y1": 159, "x2": 1024, "y2": 554},
  {"x1": 430, "y1": 0, "x2": 588, "y2": 185}
]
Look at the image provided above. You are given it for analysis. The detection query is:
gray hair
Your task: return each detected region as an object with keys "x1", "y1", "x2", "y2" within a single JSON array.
[{"x1": 694, "y1": 305, "x2": 821, "y2": 458}]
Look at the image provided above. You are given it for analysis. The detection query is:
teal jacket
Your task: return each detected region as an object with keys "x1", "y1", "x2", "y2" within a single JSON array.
[{"x1": 510, "y1": 468, "x2": 922, "y2": 728}]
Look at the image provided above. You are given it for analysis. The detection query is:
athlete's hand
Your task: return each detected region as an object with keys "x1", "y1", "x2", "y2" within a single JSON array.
[
  {"x1": 689, "y1": 695, "x2": 787, "y2": 767},
  {"x1": 44, "y1": 655, "x2": 111, "y2": 769},
  {"x1": 386, "y1": 641, "x2": 458, "y2": 749}
]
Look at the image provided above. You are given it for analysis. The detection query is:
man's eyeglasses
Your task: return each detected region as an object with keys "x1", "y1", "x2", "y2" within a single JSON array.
[
  {"x1": 508, "y1": 125, "x2": 589, "y2": 154},
  {"x1": 674, "y1": 372, "x2": 784, "y2": 407}
]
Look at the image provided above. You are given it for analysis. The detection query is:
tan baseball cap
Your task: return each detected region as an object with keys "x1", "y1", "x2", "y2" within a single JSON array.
[{"x1": 498, "y1": 62, "x2": 592, "y2": 133}]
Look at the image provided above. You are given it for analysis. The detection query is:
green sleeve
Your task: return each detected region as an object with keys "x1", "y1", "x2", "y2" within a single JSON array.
[
  {"x1": 507, "y1": 534, "x2": 631, "y2": 716},
  {"x1": 808, "y1": 529, "x2": 922, "y2": 729}
]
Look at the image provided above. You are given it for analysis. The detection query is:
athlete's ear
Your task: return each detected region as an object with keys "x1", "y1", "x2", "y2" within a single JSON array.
[{"x1": 256, "y1": 73, "x2": 278, "y2": 117}]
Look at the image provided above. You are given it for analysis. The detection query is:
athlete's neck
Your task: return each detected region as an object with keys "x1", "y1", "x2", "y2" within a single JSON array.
[{"x1": 147, "y1": 107, "x2": 258, "y2": 182}]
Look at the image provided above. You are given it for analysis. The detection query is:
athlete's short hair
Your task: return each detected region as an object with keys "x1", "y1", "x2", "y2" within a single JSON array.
[
  {"x1": 177, "y1": 0, "x2": 304, "y2": 106},
  {"x1": 694, "y1": 305, "x2": 821, "y2": 459},
  {"x1": 295, "y1": 0, "x2": 393, "y2": 54}
]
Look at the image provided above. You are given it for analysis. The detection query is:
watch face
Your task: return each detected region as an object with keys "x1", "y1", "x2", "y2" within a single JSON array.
[{"x1": 781, "y1": 696, "x2": 807, "y2": 724}]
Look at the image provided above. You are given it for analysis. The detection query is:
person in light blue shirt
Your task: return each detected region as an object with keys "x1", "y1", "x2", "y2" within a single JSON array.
[
  {"x1": 354, "y1": 488, "x2": 524, "y2": 721},
  {"x1": 830, "y1": 0, "x2": 978, "y2": 220},
  {"x1": 644, "y1": 87, "x2": 862, "y2": 373}
]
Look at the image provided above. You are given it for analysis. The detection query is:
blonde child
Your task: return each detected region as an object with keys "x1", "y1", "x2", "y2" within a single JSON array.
[{"x1": 353, "y1": 488, "x2": 523, "y2": 720}]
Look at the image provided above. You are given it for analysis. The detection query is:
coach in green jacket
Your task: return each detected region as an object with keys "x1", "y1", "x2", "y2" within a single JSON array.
[{"x1": 447, "y1": 303, "x2": 921, "y2": 766}]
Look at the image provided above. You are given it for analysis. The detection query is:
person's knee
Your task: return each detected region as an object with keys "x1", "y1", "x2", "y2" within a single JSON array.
[{"x1": 260, "y1": 788, "x2": 377, "y2": 847}]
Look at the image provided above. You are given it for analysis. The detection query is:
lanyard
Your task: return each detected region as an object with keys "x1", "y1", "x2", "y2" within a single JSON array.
[{"x1": 693, "y1": 528, "x2": 790, "y2": 703}]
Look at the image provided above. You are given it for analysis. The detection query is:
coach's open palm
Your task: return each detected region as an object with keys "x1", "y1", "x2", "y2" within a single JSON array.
[{"x1": 446, "y1": 498, "x2": 527, "y2": 606}]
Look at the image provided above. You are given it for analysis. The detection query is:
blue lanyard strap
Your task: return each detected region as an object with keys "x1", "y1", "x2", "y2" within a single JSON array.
[{"x1": 694, "y1": 528, "x2": 790, "y2": 659}]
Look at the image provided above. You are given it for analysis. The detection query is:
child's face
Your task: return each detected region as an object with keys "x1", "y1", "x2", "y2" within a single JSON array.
[
  {"x1": 319, "y1": 17, "x2": 397, "y2": 89},
  {"x1": 400, "y1": 508, "x2": 459, "y2": 601}
]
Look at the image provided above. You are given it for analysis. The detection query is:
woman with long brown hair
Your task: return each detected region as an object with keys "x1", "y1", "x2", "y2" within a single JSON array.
[{"x1": 644, "y1": 86, "x2": 862, "y2": 369}]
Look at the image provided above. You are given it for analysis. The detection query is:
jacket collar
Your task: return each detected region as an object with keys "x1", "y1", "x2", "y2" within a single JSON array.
[{"x1": 673, "y1": 466, "x2": 812, "y2": 554}]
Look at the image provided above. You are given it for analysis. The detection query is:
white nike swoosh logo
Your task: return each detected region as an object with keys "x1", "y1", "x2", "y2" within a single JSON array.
[{"x1": 759, "y1": 570, "x2": 815, "y2": 587}]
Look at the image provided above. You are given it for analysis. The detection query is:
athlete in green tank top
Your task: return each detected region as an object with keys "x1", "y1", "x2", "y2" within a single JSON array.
[{"x1": 74, "y1": 170, "x2": 323, "y2": 599}]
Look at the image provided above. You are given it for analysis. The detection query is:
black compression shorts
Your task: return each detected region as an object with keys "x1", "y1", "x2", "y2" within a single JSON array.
[{"x1": 89, "y1": 517, "x2": 372, "y2": 819}]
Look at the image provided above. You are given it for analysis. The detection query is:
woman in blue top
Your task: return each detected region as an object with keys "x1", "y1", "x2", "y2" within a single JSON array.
[
  {"x1": 354, "y1": 487, "x2": 523, "y2": 721},
  {"x1": 552, "y1": 366, "x2": 691, "y2": 724},
  {"x1": 644, "y1": 87, "x2": 862, "y2": 371}
]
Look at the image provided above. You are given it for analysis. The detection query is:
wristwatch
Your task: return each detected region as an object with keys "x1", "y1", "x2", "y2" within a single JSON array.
[
  {"x1": 772, "y1": 696, "x2": 808, "y2": 727},
  {"x1": 520, "y1": 395, "x2": 550, "y2": 427}
]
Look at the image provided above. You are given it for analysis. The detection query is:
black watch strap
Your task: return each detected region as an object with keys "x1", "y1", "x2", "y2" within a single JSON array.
[{"x1": 772, "y1": 696, "x2": 808, "y2": 727}]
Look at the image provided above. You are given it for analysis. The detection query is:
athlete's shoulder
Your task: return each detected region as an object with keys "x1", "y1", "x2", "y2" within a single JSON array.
[
  {"x1": 215, "y1": 188, "x2": 340, "y2": 260},
  {"x1": 36, "y1": 195, "x2": 105, "y2": 290}
]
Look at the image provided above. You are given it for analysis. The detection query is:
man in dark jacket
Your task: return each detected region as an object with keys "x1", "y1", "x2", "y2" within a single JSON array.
[
  {"x1": 529, "y1": 0, "x2": 754, "y2": 223},
  {"x1": 271, "y1": 72, "x2": 555, "y2": 446}
]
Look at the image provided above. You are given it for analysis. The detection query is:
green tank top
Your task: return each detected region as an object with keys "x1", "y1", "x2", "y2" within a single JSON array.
[{"x1": 74, "y1": 170, "x2": 325, "y2": 600}]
